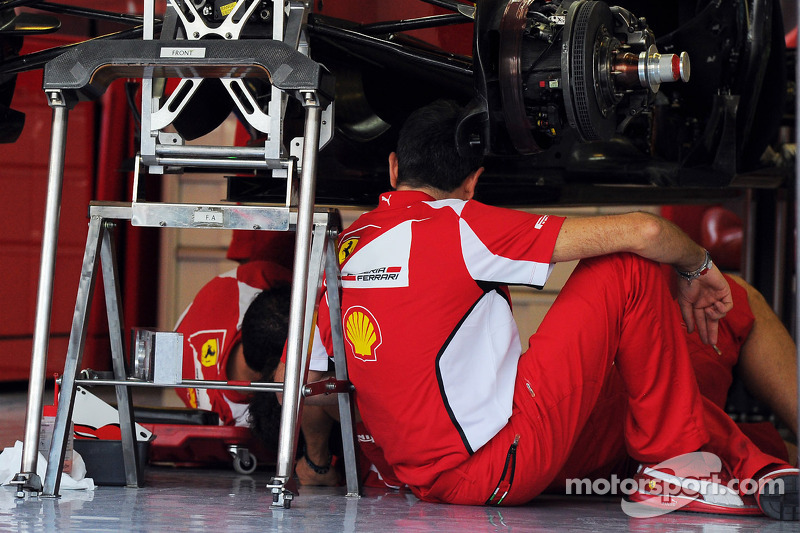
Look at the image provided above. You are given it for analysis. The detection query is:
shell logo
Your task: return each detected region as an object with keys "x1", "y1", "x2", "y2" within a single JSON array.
[{"x1": 344, "y1": 306, "x2": 381, "y2": 362}]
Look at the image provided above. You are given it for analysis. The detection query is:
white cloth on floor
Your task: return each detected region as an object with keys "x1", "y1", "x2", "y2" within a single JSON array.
[{"x1": 0, "y1": 441, "x2": 94, "y2": 490}]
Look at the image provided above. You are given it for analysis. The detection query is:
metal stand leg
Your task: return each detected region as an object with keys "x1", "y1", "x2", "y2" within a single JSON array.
[
  {"x1": 267, "y1": 211, "x2": 361, "y2": 504},
  {"x1": 43, "y1": 215, "x2": 104, "y2": 496},
  {"x1": 269, "y1": 97, "x2": 324, "y2": 508},
  {"x1": 325, "y1": 236, "x2": 360, "y2": 498},
  {"x1": 269, "y1": 221, "x2": 327, "y2": 507},
  {"x1": 42, "y1": 215, "x2": 140, "y2": 496},
  {"x1": 100, "y1": 223, "x2": 140, "y2": 488},
  {"x1": 12, "y1": 94, "x2": 71, "y2": 498}
]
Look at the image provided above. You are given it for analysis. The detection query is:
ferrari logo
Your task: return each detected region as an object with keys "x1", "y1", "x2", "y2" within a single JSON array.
[
  {"x1": 201, "y1": 339, "x2": 219, "y2": 367},
  {"x1": 339, "y1": 237, "x2": 359, "y2": 264}
]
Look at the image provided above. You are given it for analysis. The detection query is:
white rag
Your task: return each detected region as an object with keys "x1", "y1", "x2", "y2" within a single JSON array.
[{"x1": 0, "y1": 441, "x2": 95, "y2": 490}]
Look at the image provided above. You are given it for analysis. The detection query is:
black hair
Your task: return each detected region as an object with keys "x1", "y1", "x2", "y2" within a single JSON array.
[
  {"x1": 241, "y1": 284, "x2": 292, "y2": 375},
  {"x1": 242, "y1": 284, "x2": 291, "y2": 451},
  {"x1": 395, "y1": 99, "x2": 484, "y2": 193}
]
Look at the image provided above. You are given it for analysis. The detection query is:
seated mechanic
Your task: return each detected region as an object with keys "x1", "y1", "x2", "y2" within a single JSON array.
[
  {"x1": 304, "y1": 99, "x2": 798, "y2": 520},
  {"x1": 246, "y1": 202, "x2": 798, "y2": 496},
  {"x1": 262, "y1": 268, "x2": 799, "y2": 492}
]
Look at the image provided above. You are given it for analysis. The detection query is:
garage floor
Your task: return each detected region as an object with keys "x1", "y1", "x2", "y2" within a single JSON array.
[{"x1": 1, "y1": 385, "x2": 796, "y2": 532}]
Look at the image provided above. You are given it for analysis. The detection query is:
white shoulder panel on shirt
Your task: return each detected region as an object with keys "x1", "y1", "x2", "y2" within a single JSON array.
[
  {"x1": 459, "y1": 218, "x2": 554, "y2": 287},
  {"x1": 341, "y1": 221, "x2": 413, "y2": 289}
]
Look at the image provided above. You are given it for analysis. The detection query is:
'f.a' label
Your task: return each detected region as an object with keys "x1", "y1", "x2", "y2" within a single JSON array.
[{"x1": 160, "y1": 47, "x2": 206, "y2": 58}]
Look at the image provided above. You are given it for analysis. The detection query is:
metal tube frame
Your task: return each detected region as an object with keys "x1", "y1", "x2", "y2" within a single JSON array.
[
  {"x1": 71, "y1": 378, "x2": 286, "y2": 393},
  {"x1": 23, "y1": 92, "x2": 354, "y2": 502},
  {"x1": 42, "y1": 216, "x2": 106, "y2": 496},
  {"x1": 10, "y1": 92, "x2": 71, "y2": 497},
  {"x1": 268, "y1": 97, "x2": 324, "y2": 508},
  {"x1": 32, "y1": 205, "x2": 363, "y2": 497},
  {"x1": 35, "y1": 193, "x2": 356, "y2": 498},
  {"x1": 16, "y1": 0, "x2": 358, "y2": 506},
  {"x1": 15, "y1": 92, "x2": 345, "y2": 502},
  {"x1": 325, "y1": 234, "x2": 360, "y2": 498},
  {"x1": 100, "y1": 224, "x2": 140, "y2": 488}
]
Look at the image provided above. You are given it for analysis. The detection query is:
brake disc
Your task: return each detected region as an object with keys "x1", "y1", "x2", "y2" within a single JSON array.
[{"x1": 562, "y1": 0, "x2": 616, "y2": 141}]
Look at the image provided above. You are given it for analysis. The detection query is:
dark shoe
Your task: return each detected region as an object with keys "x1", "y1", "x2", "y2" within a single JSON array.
[{"x1": 755, "y1": 467, "x2": 799, "y2": 521}]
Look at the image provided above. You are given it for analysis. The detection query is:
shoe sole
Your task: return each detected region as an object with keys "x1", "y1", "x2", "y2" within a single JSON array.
[
  {"x1": 758, "y1": 473, "x2": 799, "y2": 521},
  {"x1": 626, "y1": 491, "x2": 762, "y2": 517}
]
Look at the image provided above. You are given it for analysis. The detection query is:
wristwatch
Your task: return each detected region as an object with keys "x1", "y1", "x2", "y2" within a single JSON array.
[{"x1": 676, "y1": 249, "x2": 713, "y2": 283}]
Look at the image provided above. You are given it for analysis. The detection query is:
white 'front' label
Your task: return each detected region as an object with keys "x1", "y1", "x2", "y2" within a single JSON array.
[{"x1": 160, "y1": 47, "x2": 206, "y2": 58}]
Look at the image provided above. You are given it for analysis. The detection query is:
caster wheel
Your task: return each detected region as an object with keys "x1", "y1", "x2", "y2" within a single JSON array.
[{"x1": 233, "y1": 449, "x2": 257, "y2": 475}]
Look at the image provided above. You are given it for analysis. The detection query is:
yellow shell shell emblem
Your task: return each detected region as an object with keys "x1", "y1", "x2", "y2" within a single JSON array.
[
  {"x1": 344, "y1": 306, "x2": 381, "y2": 361},
  {"x1": 339, "y1": 237, "x2": 359, "y2": 264}
]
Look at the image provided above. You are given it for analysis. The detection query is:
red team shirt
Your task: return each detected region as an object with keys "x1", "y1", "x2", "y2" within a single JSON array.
[
  {"x1": 175, "y1": 260, "x2": 291, "y2": 425},
  {"x1": 313, "y1": 190, "x2": 564, "y2": 488}
]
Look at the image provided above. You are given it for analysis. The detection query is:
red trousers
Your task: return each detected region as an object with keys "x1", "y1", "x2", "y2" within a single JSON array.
[{"x1": 416, "y1": 253, "x2": 779, "y2": 505}]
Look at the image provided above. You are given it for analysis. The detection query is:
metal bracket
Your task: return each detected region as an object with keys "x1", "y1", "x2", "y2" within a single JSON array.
[
  {"x1": 267, "y1": 476, "x2": 299, "y2": 509},
  {"x1": 303, "y1": 377, "x2": 355, "y2": 398},
  {"x1": 8, "y1": 473, "x2": 43, "y2": 499}
]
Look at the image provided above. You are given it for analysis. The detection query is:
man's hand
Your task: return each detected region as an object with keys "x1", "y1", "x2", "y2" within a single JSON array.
[
  {"x1": 553, "y1": 212, "x2": 733, "y2": 345},
  {"x1": 676, "y1": 265, "x2": 733, "y2": 345}
]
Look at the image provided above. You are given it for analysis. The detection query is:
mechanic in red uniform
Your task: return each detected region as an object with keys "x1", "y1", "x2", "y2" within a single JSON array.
[
  {"x1": 308, "y1": 100, "x2": 797, "y2": 520},
  {"x1": 176, "y1": 228, "x2": 361, "y2": 485},
  {"x1": 174, "y1": 259, "x2": 291, "y2": 425},
  {"x1": 288, "y1": 268, "x2": 799, "y2": 493}
]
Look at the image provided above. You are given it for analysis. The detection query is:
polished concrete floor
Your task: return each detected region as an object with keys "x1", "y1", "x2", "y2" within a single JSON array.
[{"x1": 1, "y1": 385, "x2": 797, "y2": 532}]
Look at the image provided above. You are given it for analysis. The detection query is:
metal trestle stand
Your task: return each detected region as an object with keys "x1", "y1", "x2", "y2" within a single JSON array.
[{"x1": 12, "y1": 0, "x2": 359, "y2": 508}]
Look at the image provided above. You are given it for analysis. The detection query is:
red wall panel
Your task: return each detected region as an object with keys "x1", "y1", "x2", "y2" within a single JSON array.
[{"x1": 0, "y1": 33, "x2": 105, "y2": 382}]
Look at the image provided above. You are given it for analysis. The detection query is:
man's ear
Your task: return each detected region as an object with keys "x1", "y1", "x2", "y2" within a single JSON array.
[
  {"x1": 389, "y1": 152, "x2": 399, "y2": 189},
  {"x1": 462, "y1": 167, "x2": 484, "y2": 200}
]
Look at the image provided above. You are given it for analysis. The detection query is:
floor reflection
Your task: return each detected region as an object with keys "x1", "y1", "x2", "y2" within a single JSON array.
[{"x1": 1, "y1": 467, "x2": 794, "y2": 533}]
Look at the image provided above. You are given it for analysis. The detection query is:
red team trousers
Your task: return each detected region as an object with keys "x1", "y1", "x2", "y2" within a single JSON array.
[{"x1": 417, "y1": 253, "x2": 780, "y2": 505}]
